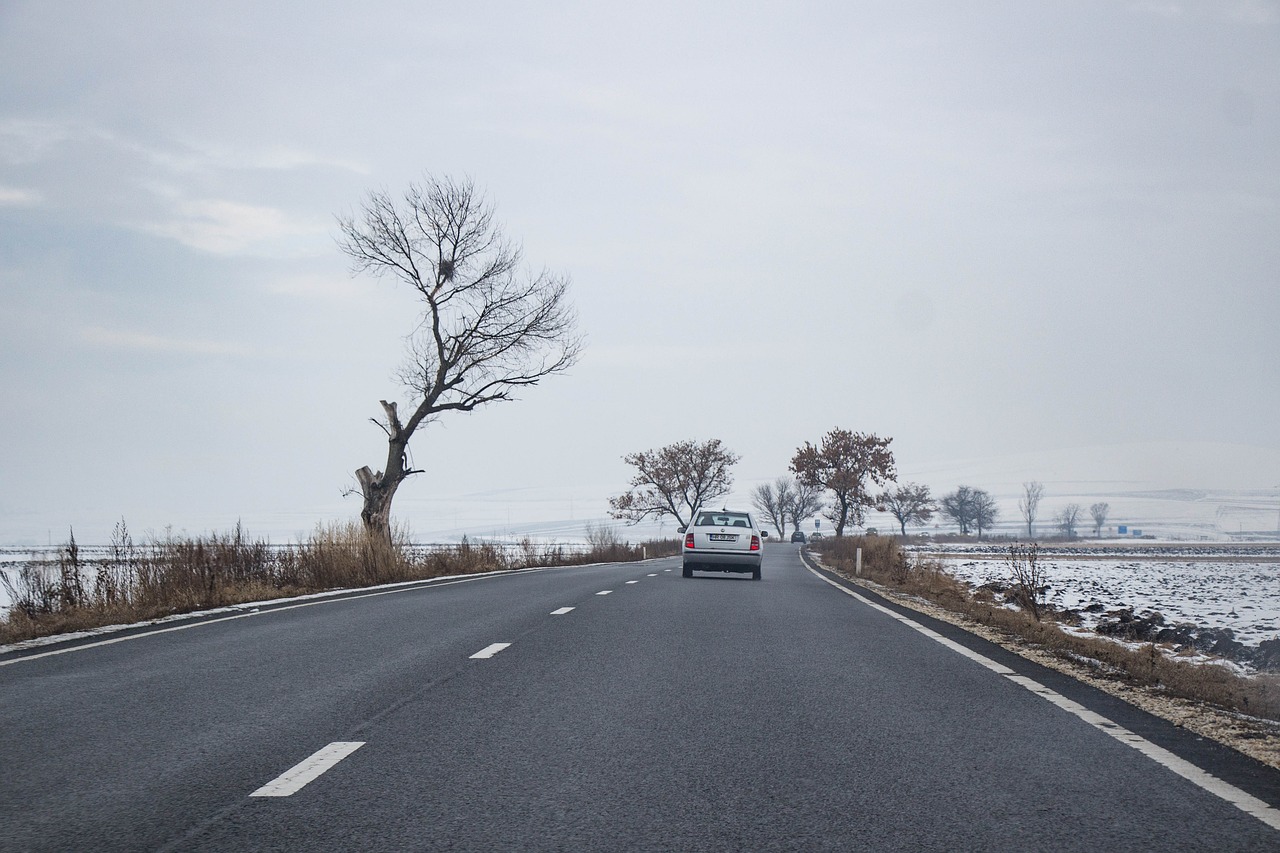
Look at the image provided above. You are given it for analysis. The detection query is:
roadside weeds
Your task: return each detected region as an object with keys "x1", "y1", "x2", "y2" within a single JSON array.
[{"x1": 0, "y1": 521, "x2": 680, "y2": 646}]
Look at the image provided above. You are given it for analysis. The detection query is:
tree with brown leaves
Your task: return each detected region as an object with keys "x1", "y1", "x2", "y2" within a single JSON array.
[
  {"x1": 609, "y1": 439, "x2": 740, "y2": 529},
  {"x1": 791, "y1": 429, "x2": 896, "y2": 537}
]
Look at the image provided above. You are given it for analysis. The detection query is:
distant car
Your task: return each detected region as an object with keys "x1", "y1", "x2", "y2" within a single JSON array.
[
  {"x1": 810, "y1": 532, "x2": 824, "y2": 541},
  {"x1": 682, "y1": 508, "x2": 763, "y2": 580},
  {"x1": 790, "y1": 531, "x2": 806, "y2": 543}
]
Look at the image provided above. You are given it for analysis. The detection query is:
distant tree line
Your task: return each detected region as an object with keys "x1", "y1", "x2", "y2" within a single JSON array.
[
  {"x1": 608, "y1": 437, "x2": 1117, "y2": 541},
  {"x1": 610, "y1": 428, "x2": 904, "y2": 538}
]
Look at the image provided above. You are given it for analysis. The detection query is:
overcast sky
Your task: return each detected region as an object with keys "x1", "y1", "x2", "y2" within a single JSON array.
[{"x1": 1, "y1": 1, "x2": 1277, "y2": 544}]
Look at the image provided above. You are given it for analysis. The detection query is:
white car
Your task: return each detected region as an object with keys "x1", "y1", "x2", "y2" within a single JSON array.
[{"x1": 682, "y1": 508, "x2": 763, "y2": 580}]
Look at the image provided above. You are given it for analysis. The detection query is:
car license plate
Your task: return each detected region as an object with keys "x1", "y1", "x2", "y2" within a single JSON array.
[{"x1": 709, "y1": 534, "x2": 737, "y2": 541}]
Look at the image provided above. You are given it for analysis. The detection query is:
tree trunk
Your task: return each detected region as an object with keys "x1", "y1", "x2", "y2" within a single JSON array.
[
  {"x1": 356, "y1": 465, "x2": 402, "y2": 540},
  {"x1": 356, "y1": 402, "x2": 414, "y2": 541}
]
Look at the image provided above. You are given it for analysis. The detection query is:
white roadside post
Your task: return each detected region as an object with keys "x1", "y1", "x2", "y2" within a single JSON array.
[{"x1": 856, "y1": 547, "x2": 863, "y2": 577}]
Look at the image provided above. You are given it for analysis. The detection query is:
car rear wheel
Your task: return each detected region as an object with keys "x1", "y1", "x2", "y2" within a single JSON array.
[
  {"x1": 682, "y1": 564, "x2": 693, "y2": 578},
  {"x1": 752, "y1": 567, "x2": 761, "y2": 581}
]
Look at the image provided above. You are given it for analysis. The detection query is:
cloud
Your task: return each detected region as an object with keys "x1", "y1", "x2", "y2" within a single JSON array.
[
  {"x1": 80, "y1": 325, "x2": 254, "y2": 357},
  {"x1": 195, "y1": 143, "x2": 371, "y2": 176},
  {"x1": 1129, "y1": 1, "x2": 1278, "y2": 23},
  {"x1": 1128, "y1": 1, "x2": 1185, "y2": 17},
  {"x1": 589, "y1": 342, "x2": 759, "y2": 371},
  {"x1": 136, "y1": 197, "x2": 324, "y2": 255},
  {"x1": 0, "y1": 117, "x2": 354, "y2": 254},
  {"x1": 1226, "y1": 0, "x2": 1279, "y2": 24},
  {"x1": 0, "y1": 185, "x2": 39, "y2": 205},
  {"x1": 2, "y1": 116, "x2": 366, "y2": 176},
  {"x1": 264, "y1": 272, "x2": 365, "y2": 301},
  {"x1": 0, "y1": 117, "x2": 72, "y2": 165}
]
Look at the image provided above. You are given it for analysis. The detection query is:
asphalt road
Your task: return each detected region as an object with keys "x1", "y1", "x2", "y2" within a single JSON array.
[{"x1": 2, "y1": 544, "x2": 1279, "y2": 851}]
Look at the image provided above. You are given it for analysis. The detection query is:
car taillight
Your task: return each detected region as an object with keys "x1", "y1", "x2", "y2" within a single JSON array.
[
  {"x1": 750, "y1": 535, "x2": 760, "y2": 551},
  {"x1": 685, "y1": 532, "x2": 695, "y2": 548}
]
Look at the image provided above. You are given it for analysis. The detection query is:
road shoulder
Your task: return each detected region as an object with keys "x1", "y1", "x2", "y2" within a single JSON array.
[{"x1": 800, "y1": 548, "x2": 1280, "y2": 807}]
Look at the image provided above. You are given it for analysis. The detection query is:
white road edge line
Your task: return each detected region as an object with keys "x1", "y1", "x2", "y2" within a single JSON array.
[
  {"x1": 596, "y1": 590, "x2": 613, "y2": 596},
  {"x1": 551, "y1": 607, "x2": 575, "y2": 615},
  {"x1": 470, "y1": 642, "x2": 511, "y2": 659},
  {"x1": 250, "y1": 741, "x2": 364, "y2": 798},
  {"x1": 803, "y1": 561, "x2": 1280, "y2": 832}
]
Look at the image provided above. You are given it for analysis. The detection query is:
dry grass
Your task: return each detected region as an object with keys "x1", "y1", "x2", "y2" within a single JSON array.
[
  {"x1": 812, "y1": 535, "x2": 1280, "y2": 723},
  {"x1": 0, "y1": 521, "x2": 680, "y2": 646}
]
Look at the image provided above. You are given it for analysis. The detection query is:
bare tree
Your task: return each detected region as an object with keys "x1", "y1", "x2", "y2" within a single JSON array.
[
  {"x1": 609, "y1": 439, "x2": 740, "y2": 529},
  {"x1": 940, "y1": 486, "x2": 979, "y2": 534},
  {"x1": 787, "y1": 480, "x2": 824, "y2": 535},
  {"x1": 1007, "y1": 542, "x2": 1046, "y2": 621},
  {"x1": 1055, "y1": 503, "x2": 1082, "y2": 538},
  {"x1": 751, "y1": 477, "x2": 795, "y2": 538},
  {"x1": 1018, "y1": 481, "x2": 1044, "y2": 539},
  {"x1": 336, "y1": 176, "x2": 582, "y2": 538},
  {"x1": 877, "y1": 482, "x2": 936, "y2": 537},
  {"x1": 583, "y1": 521, "x2": 624, "y2": 551},
  {"x1": 791, "y1": 429, "x2": 896, "y2": 536},
  {"x1": 1090, "y1": 501, "x2": 1110, "y2": 537},
  {"x1": 973, "y1": 489, "x2": 999, "y2": 537}
]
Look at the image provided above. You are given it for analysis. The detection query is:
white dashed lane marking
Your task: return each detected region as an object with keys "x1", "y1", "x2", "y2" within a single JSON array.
[
  {"x1": 469, "y1": 643, "x2": 511, "y2": 659},
  {"x1": 596, "y1": 590, "x2": 612, "y2": 596},
  {"x1": 625, "y1": 580, "x2": 639, "y2": 585},
  {"x1": 250, "y1": 742, "x2": 365, "y2": 798},
  {"x1": 551, "y1": 607, "x2": 575, "y2": 615}
]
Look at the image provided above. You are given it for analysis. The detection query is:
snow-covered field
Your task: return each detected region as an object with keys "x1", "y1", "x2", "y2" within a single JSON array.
[{"x1": 925, "y1": 545, "x2": 1280, "y2": 649}]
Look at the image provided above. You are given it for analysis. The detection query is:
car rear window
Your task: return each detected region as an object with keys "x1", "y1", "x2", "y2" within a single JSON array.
[{"x1": 695, "y1": 512, "x2": 752, "y2": 528}]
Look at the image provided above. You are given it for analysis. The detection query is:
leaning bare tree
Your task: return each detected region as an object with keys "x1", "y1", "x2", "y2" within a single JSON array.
[
  {"x1": 609, "y1": 439, "x2": 740, "y2": 529},
  {"x1": 750, "y1": 477, "x2": 796, "y2": 538},
  {"x1": 1019, "y1": 481, "x2": 1044, "y2": 539},
  {"x1": 337, "y1": 175, "x2": 582, "y2": 538}
]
